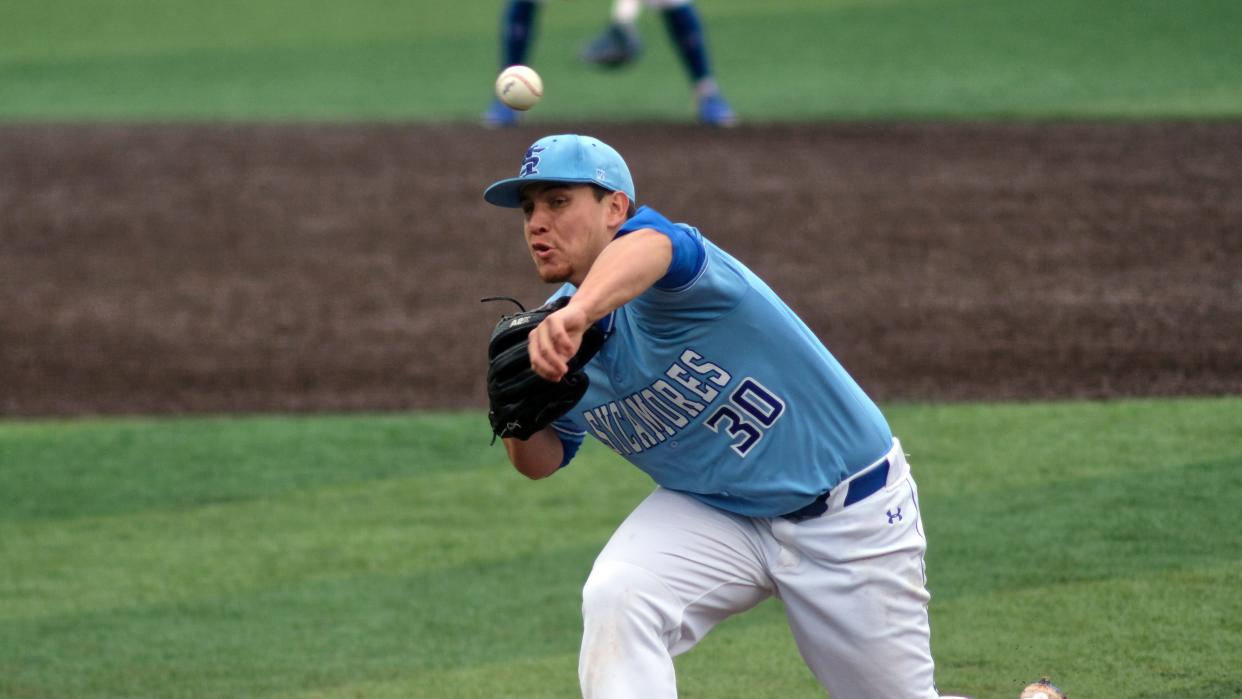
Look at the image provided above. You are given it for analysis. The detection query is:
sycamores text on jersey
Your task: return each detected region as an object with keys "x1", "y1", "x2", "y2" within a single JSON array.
[{"x1": 582, "y1": 349, "x2": 786, "y2": 458}]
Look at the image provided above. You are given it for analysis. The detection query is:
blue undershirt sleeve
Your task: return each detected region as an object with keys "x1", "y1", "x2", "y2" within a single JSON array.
[
  {"x1": 616, "y1": 206, "x2": 706, "y2": 290},
  {"x1": 552, "y1": 424, "x2": 585, "y2": 468}
]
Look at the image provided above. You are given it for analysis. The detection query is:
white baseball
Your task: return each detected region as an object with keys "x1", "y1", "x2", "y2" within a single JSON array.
[{"x1": 495, "y1": 65, "x2": 544, "y2": 111}]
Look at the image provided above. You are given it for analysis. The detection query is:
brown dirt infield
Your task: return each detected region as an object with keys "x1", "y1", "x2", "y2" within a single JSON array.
[{"x1": 2, "y1": 121, "x2": 1239, "y2": 417}]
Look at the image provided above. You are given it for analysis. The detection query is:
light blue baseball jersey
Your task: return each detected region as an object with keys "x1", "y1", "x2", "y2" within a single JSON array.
[{"x1": 550, "y1": 206, "x2": 892, "y2": 518}]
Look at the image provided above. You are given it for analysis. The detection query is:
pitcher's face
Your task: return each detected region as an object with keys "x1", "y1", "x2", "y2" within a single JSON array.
[{"x1": 520, "y1": 184, "x2": 624, "y2": 286}]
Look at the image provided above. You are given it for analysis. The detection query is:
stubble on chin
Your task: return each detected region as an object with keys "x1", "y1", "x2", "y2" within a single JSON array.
[
  {"x1": 539, "y1": 272, "x2": 570, "y2": 285},
  {"x1": 534, "y1": 261, "x2": 570, "y2": 285}
]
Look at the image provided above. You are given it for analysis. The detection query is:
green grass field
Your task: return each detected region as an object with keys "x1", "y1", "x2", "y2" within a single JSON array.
[
  {"x1": 2, "y1": 0, "x2": 1241, "y2": 121},
  {"x1": 2, "y1": 398, "x2": 1240, "y2": 698}
]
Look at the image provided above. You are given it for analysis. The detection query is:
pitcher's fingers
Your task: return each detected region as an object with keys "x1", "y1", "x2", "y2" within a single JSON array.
[
  {"x1": 533, "y1": 353, "x2": 568, "y2": 381},
  {"x1": 549, "y1": 322, "x2": 581, "y2": 359},
  {"x1": 529, "y1": 326, "x2": 568, "y2": 381}
]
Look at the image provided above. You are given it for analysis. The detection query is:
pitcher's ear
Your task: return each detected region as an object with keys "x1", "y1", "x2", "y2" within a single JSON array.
[{"x1": 608, "y1": 190, "x2": 632, "y2": 225}]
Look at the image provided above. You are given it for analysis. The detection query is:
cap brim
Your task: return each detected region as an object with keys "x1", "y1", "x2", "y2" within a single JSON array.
[
  {"x1": 482, "y1": 177, "x2": 530, "y2": 208},
  {"x1": 483, "y1": 176, "x2": 620, "y2": 208}
]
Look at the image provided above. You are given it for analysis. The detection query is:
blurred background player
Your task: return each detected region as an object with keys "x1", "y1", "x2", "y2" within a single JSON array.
[
  {"x1": 578, "y1": 0, "x2": 734, "y2": 128},
  {"x1": 483, "y1": 0, "x2": 736, "y2": 128}
]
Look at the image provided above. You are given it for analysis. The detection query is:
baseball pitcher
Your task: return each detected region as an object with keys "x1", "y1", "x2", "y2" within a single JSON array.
[{"x1": 483, "y1": 134, "x2": 946, "y2": 698}]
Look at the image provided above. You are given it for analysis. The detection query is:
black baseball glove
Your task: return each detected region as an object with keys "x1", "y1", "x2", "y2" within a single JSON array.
[{"x1": 484, "y1": 295, "x2": 608, "y2": 441}]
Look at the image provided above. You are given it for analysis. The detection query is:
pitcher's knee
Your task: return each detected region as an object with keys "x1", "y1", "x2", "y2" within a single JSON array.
[{"x1": 582, "y1": 560, "x2": 678, "y2": 638}]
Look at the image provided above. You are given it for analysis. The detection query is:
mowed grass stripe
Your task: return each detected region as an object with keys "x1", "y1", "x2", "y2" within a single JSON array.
[
  {"x1": 1, "y1": 465, "x2": 646, "y2": 621},
  {"x1": 886, "y1": 396, "x2": 1242, "y2": 493},
  {"x1": 0, "y1": 546, "x2": 602, "y2": 698},
  {"x1": 1, "y1": 397, "x2": 1240, "y2": 697},
  {"x1": 0, "y1": 412, "x2": 497, "y2": 521},
  {"x1": 926, "y1": 455, "x2": 1242, "y2": 595}
]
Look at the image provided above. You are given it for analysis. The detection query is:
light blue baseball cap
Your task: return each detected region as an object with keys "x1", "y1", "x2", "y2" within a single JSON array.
[{"x1": 483, "y1": 134, "x2": 635, "y2": 208}]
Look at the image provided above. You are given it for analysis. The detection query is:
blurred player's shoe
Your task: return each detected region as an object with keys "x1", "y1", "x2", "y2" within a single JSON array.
[
  {"x1": 697, "y1": 92, "x2": 737, "y2": 127},
  {"x1": 580, "y1": 23, "x2": 642, "y2": 68},
  {"x1": 482, "y1": 97, "x2": 520, "y2": 128}
]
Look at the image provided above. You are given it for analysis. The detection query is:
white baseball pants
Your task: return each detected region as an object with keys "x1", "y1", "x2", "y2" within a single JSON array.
[{"x1": 578, "y1": 439, "x2": 938, "y2": 698}]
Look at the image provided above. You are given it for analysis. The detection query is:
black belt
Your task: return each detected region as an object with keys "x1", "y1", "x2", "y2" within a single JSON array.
[{"x1": 781, "y1": 459, "x2": 891, "y2": 523}]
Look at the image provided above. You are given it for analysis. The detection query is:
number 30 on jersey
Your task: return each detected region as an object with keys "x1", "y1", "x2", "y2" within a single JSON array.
[{"x1": 704, "y1": 378, "x2": 785, "y2": 457}]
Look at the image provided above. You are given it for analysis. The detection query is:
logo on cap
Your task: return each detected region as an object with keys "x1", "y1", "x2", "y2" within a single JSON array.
[{"x1": 519, "y1": 145, "x2": 546, "y2": 177}]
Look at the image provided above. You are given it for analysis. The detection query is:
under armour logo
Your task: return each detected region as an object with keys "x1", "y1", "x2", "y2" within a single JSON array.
[
  {"x1": 886, "y1": 508, "x2": 903, "y2": 524},
  {"x1": 518, "y1": 145, "x2": 546, "y2": 177}
]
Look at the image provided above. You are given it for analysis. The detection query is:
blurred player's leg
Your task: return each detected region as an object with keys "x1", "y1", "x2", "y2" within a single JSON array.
[
  {"x1": 580, "y1": 0, "x2": 644, "y2": 68},
  {"x1": 654, "y1": 0, "x2": 737, "y2": 126},
  {"x1": 579, "y1": 488, "x2": 772, "y2": 698},
  {"x1": 484, "y1": 0, "x2": 541, "y2": 127}
]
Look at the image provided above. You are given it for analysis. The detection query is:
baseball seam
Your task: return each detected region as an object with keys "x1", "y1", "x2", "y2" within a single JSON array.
[{"x1": 508, "y1": 74, "x2": 542, "y2": 98}]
